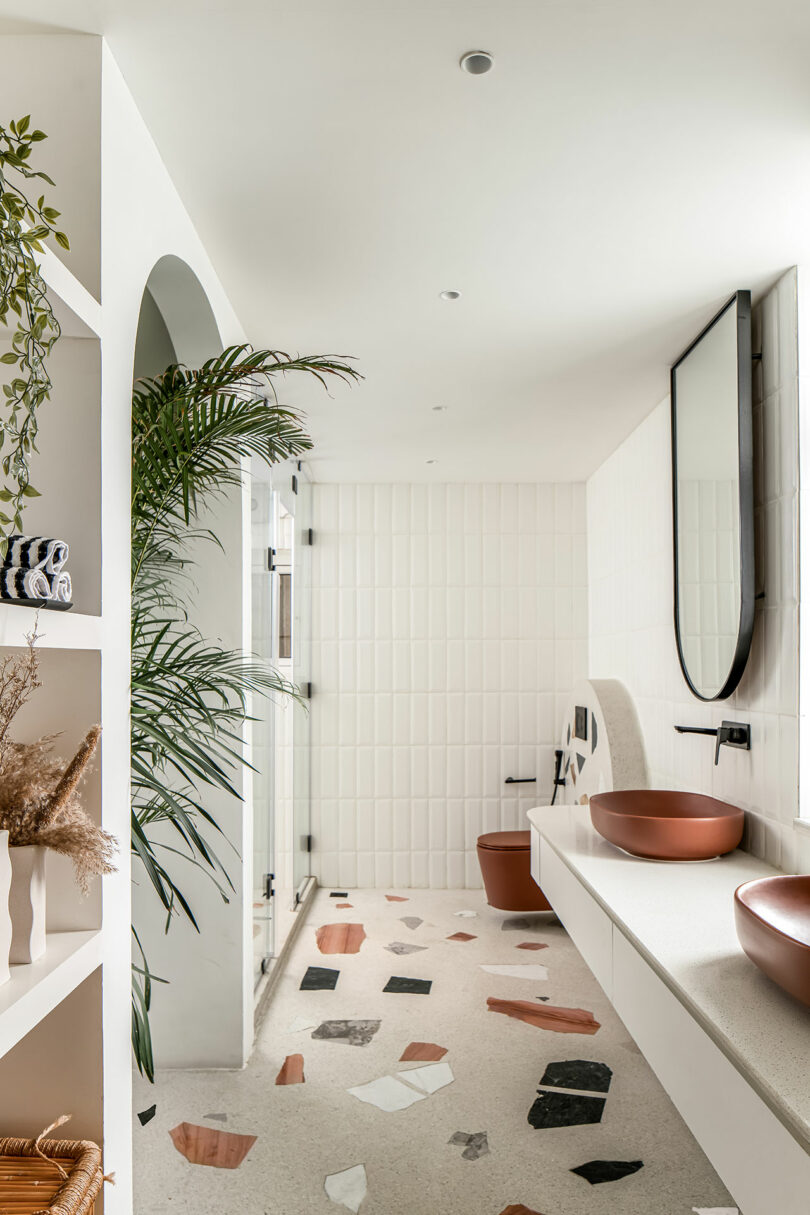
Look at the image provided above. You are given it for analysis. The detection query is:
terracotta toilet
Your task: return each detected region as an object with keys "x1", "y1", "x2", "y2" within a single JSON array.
[{"x1": 476, "y1": 830, "x2": 551, "y2": 912}]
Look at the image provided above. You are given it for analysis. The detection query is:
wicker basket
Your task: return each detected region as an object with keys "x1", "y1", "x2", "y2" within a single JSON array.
[{"x1": 0, "y1": 1137, "x2": 103, "y2": 1215}]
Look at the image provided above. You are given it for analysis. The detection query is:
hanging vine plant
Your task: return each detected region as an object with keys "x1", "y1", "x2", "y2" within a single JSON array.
[{"x1": 0, "y1": 115, "x2": 70, "y2": 552}]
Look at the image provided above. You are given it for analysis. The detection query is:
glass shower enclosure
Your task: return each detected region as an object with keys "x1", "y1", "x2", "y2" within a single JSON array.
[{"x1": 251, "y1": 463, "x2": 313, "y2": 993}]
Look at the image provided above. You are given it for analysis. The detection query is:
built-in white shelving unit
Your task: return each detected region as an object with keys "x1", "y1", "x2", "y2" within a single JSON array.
[
  {"x1": 0, "y1": 33, "x2": 250, "y2": 1214},
  {"x1": 0, "y1": 931, "x2": 102, "y2": 1059}
]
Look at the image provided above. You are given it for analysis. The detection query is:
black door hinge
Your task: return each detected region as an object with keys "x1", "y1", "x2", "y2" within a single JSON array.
[
  {"x1": 303, "y1": 527, "x2": 314, "y2": 546},
  {"x1": 267, "y1": 546, "x2": 276, "y2": 571},
  {"x1": 291, "y1": 474, "x2": 298, "y2": 495},
  {"x1": 263, "y1": 872, "x2": 275, "y2": 899},
  {"x1": 300, "y1": 834, "x2": 312, "y2": 854},
  {"x1": 300, "y1": 681, "x2": 312, "y2": 699}
]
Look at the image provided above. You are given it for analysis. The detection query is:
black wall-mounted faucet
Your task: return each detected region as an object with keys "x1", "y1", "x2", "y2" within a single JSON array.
[{"x1": 674, "y1": 721, "x2": 751, "y2": 766}]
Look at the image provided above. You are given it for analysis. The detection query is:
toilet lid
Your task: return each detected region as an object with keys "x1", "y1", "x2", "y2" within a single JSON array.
[{"x1": 477, "y1": 830, "x2": 531, "y2": 852}]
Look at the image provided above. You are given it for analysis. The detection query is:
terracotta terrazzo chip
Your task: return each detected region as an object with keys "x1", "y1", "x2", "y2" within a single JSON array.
[
  {"x1": 447, "y1": 931, "x2": 476, "y2": 942},
  {"x1": 385, "y1": 895, "x2": 409, "y2": 902},
  {"x1": 335, "y1": 902, "x2": 353, "y2": 908},
  {"x1": 399, "y1": 1041, "x2": 448, "y2": 1062},
  {"x1": 516, "y1": 942, "x2": 548, "y2": 951},
  {"x1": 487, "y1": 997, "x2": 601, "y2": 1034},
  {"x1": 168, "y1": 1122, "x2": 257, "y2": 1169},
  {"x1": 275, "y1": 1053, "x2": 305, "y2": 1085},
  {"x1": 498, "y1": 1206, "x2": 546, "y2": 1215},
  {"x1": 316, "y1": 923, "x2": 367, "y2": 954}
]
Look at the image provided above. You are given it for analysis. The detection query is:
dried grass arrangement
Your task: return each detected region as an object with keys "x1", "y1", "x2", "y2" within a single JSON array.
[{"x1": 0, "y1": 632, "x2": 116, "y2": 892}]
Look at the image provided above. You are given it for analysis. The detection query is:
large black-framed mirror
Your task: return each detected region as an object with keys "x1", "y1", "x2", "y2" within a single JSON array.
[{"x1": 671, "y1": 290, "x2": 754, "y2": 701}]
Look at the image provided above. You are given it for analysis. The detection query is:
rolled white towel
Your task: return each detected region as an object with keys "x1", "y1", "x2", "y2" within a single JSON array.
[
  {"x1": 0, "y1": 568, "x2": 51, "y2": 600},
  {"x1": 3, "y1": 534, "x2": 69, "y2": 574},
  {"x1": 45, "y1": 571, "x2": 72, "y2": 603}
]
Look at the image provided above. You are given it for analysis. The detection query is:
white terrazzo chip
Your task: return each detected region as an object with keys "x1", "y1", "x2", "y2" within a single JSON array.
[
  {"x1": 287, "y1": 1015, "x2": 318, "y2": 1033},
  {"x1": 480, "y1": 963, "x2": 549, "y2": 981},
  {"x1": 397, "y1": 1060, "x2": 454, "y2": 1094},
  {"x1": 325, "y1": 1164, "x2": 367, "y2": 1212},
  {"x1": 348, "y1": 1075, "x2": 428, "y2": 1112},
  {"x1": 454, "y1": 910, "x2": 478, "y2": 918},
  {"x1": 692, "y1": 1209, "x2": 739, "y2": 1214}
]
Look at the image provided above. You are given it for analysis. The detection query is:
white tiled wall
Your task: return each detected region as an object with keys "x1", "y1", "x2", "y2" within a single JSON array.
[
  {"x1": 588, "y1": 269, "x2": 807, "y2": 872},
  {"x1": 310, "y1": 484, "x2": 588, "y2": 888}
]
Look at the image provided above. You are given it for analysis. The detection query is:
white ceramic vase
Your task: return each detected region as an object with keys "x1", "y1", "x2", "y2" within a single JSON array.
[
  {"x1": 9, "y1": 844, "x2": 46, "y2": 964},
  {"x1": 0, "y1": 831, "x2": 10, "y2": 983}
]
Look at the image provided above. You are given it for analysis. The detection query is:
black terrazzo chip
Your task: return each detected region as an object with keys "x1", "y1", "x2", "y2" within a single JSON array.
[
  {"x1": 539, "y1": 1059, "x2": 612, "y2": 1093},
  {"x1": 329, "y1": 892, "x2": 349, "y2": 898},
  {"x1": 528, "y1": 1092, "x2": 605, "y2": 1129},
  {"x1": 383, "y1": 975, "x2": 432, "y2": 995},
  {"x1": 300, "y1": 966, "x2": 339, "y2": 990},
  {"x1": 571, "y1": 1160, "x2": 644, "y2": 1185},
  {"x1": 591, "y1": 714, "x2": 598, "y2": 752},
  {"x1": 576, "y1": 752, "x2": 586, "y2": 772},
  {"x1": 137, "y1": 1104, "x2": 156, "y2": 1126}
]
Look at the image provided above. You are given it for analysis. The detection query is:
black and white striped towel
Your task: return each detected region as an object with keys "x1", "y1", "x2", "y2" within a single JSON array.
[
  {"x1": 2, "y1": 534, "x2": 69, "y2": 574},
  {"x1": 46, "y1": 571, "x2": 71, "y2": 603},
  {"x1": 0, "y1": 568, "x2": 51, "y2": 600}
]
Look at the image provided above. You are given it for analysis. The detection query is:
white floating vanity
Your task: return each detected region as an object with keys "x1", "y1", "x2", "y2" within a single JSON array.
[{"x1": 528, "y1": 804, "x2": 810, "y2": 1215}]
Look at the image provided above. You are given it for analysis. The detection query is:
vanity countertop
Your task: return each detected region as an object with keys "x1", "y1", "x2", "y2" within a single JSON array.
[{"x1": 527, "y1": 803, "x2": 810, "y2": 1150}]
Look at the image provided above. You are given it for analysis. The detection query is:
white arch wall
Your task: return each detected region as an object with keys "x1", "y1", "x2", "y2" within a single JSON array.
[{"x1": 101, "y1": 42, "x2": 257, "y2": 1086}]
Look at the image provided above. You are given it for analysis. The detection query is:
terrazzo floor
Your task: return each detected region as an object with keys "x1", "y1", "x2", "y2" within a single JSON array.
[{"x1": 133, "y1": 888, "x2": 737, "y2": 1215}]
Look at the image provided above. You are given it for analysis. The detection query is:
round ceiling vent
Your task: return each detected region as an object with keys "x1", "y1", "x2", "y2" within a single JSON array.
[{"x1": 460, "y1": 50, "x2": 493, "y2": 75}]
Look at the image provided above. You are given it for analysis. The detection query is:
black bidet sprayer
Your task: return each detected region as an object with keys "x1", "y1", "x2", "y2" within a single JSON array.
[{"x1": 551, "y1": 749, "x2": 565, "y2": 805}]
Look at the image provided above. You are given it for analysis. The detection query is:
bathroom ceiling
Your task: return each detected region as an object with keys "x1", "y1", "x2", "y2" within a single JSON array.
[{"x1": 3, "y1": 1, "x2": 810, "y2": 481}]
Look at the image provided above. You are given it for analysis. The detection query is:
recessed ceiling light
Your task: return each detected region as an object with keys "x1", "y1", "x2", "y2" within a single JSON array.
[
  {"x1": 460, "y1": 50, "x2": 493, "y2": 75},
  {"x1": 432, "y1": 405, "x2": 447, "y2": 412},
  {"x1": 426, "y1": 458, "x2": 438, "y2": 465},
  {"x1": 439, "y1": 290, "x2": 461, "y2": 301}
]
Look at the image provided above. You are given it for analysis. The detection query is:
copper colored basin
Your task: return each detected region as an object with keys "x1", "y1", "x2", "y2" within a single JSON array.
[
  {"x1": 735, "y1": 876, "x2": 810, "y2": 1007},
  {"x1": 589, "y1": 790, "x2": 744, "y2": 861}
]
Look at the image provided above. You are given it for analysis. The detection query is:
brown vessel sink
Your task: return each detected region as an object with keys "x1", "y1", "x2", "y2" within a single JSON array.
[
  {"x1": 589, "y1": 790, "x2": 744, "y2": 861},
  {"x1": 735, "y1": 876, "x2": 810, "y2": 1007}
]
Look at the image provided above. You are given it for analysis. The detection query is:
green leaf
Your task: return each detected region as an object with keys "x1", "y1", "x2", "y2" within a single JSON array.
[{"x1": 54, "y1": 230, "x2": 70, "y2": 251}]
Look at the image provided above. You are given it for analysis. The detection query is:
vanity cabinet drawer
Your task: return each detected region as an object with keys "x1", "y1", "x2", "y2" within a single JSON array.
[
  {"x1": 612, "y1": 929, "x2": 810, "y2": 1215},
  {"x1": 538, "y1": 840, "x2": 613, "y2": 998}
]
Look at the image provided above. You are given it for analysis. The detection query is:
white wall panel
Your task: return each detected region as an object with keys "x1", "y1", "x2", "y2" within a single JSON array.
[{"x1": 587, "y1": 269, "x2": 801, "y2": 869}]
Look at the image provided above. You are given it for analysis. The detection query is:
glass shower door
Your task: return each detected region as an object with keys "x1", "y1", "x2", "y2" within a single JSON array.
[
  {"x1": 292, "y1": 474, "x2": 313, "y2": 895},
  {"x1": 251, "y1": 476, "x2": 275, "y2": 986}
]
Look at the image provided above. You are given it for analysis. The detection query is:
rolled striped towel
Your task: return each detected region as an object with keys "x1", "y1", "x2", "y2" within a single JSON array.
[
  {"x1": 45, "y1": 571, "x2": 72, "y2": 603},
  {"x1": 2, "y1": 534, "x2": 69, "y2": 574},
  {"x1": 0, "y1": 567, "x2": 51, "y2": 600}
]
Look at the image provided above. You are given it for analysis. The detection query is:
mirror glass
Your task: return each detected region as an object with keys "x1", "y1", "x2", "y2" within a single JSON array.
[{"x1": 671, "y1": 292, "x2": 753, "y2": 700}]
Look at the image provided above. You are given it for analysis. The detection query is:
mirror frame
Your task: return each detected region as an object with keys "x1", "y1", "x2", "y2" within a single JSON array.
[{"x1": 670, "y1": 290, "x2": 755, "y2": 701}]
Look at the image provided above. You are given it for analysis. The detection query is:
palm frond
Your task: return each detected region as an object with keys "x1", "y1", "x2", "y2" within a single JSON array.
[{"x1": 130, "y1": 342, "x2": 357, "y2": 1080}]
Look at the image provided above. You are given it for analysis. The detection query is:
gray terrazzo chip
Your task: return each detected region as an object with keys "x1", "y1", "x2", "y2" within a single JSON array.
[
  {"x1": 311, "y1": 1020, "x2": 382, "y2": 1046},
  {"x1": 448, "y1": 1131, "x2": 489, "y2": 1161}
]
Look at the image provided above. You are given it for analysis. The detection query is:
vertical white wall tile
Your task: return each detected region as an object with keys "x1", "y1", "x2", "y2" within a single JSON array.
[{"x1": 311, "y1": 480, "x2": 589, "y2": 888}]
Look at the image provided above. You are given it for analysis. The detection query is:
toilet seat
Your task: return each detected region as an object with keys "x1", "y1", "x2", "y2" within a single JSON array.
[{"x1": 477, "y1": 830, "x2": 531, "y2": 852}]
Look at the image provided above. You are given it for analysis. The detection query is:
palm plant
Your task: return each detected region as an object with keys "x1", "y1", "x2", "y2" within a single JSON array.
[{"x1": 131, "y1": 344, "x2": 359, "y2": 1079}]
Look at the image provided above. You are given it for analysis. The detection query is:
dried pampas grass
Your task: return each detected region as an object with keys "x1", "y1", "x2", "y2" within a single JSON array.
[{"x1": 0, "y1": 632, "x2": 117, "y2": 892}]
